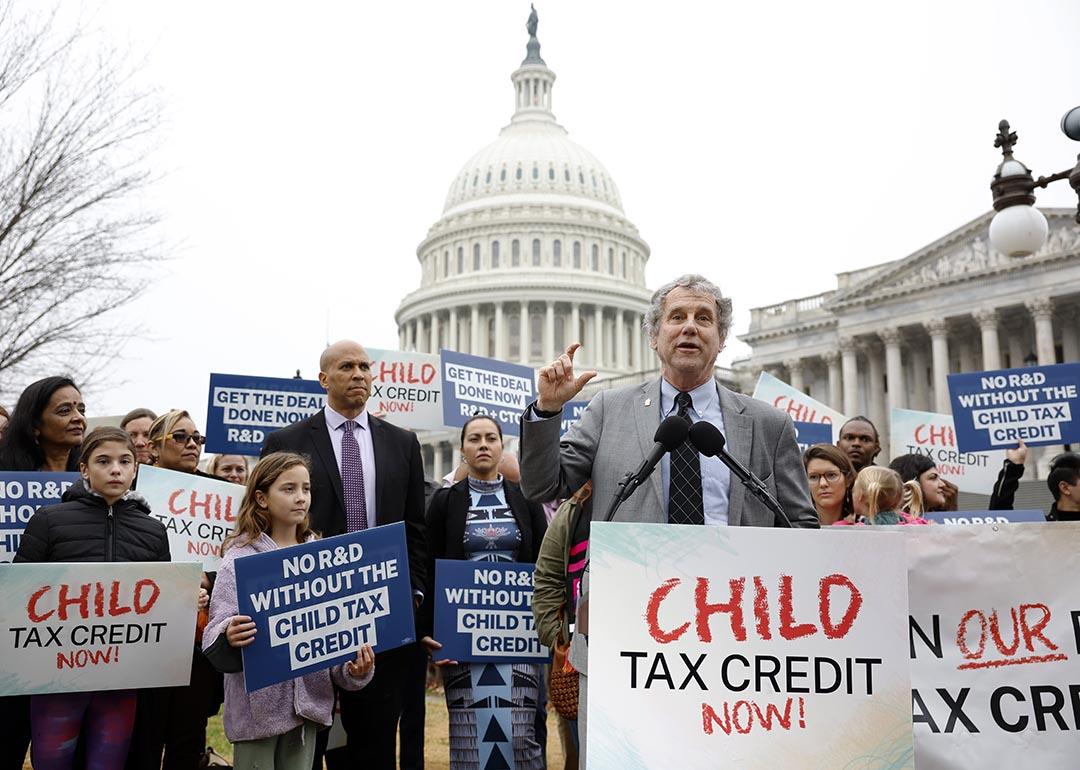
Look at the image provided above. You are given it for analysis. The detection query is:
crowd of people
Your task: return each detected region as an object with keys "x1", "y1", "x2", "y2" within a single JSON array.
[{"x1": 0, "y1": 274, "x2": 1077, "y2": 770}]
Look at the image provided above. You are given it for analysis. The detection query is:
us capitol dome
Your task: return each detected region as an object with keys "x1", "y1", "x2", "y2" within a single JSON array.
[{"x1": 395, "y1": 9, "x2": 654, "y2": 385}]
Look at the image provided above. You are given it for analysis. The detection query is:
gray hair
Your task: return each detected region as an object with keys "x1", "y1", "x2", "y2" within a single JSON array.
[{"x1": 642, "y1": 274, "x2": 733, "y2": 340}]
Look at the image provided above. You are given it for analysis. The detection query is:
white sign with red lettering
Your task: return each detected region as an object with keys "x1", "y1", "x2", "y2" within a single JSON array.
[
  {"x1": 366, "y1": 348, "x2": 442, "y2": 431},
  {"x1": 0, "y1": 561, "x2": 201, "y2": 695},
  {"x1": 905, "y1": 524, "x2": 1080, "y2": 769},
  {"x1": 587, "y1": 523, "x2": 913, "y2": 769},
  {"x1": 138, "y1": 465, "x2": 242, "y2": 571},
  {"x1": 889, "y1": 408, "x2": 1006, "y2": 495},
  {"x1": 752, "y1": 372, "x2": 845, "y2": 441}
]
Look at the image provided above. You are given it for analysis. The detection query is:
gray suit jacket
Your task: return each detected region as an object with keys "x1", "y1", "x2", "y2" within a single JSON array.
[{"x1": 519, "y1": 378, "x2": 818, "y2": 528}]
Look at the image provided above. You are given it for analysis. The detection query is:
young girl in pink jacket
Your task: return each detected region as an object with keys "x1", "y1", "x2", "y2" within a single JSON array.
[{"x1": 203, "y1": 452, "x2": 374, "y2": 769}]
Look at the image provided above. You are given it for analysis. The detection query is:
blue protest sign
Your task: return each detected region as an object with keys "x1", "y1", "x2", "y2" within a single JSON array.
[
  {"x1": 922, "y1": 509, "x2": 1046, "y2": 525},
  {"x1": 948, "y1": 363, "x2": 1080, "y2": 452},
  {"x1": 560, "y1": 400, "x2": 589, "y2": 437},
  {"x1": 793, "y1": 420, "x2": 833, "y2": 452},
  {"x1": 234, "y1": 522, "x2": 415, "y2": 691},
  {"x1": 206, "y1": 373, "x2": 327, "y2": 456},
  {"x1": 0, "y1": 473, "x2": 78, "y2": 561},
  {"x1": 432, "y1": 560, "x2": 548, "y2": 664},
  {"x1": 440, "y1": 351, "x2": 535, "y2": 438}
]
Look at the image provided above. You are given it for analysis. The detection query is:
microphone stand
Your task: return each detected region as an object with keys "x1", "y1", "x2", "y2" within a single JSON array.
[
  {"x1": 603, "y1": 471, "x2": 636, "y2": 522},
  {"x1": 717, "y1": 448, "x2": 794, "y2": 528}
]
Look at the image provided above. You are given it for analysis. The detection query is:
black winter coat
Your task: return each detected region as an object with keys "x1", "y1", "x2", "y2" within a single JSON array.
[{"x1": 14, "y1": 483, "x2": 171, "y2": 563}]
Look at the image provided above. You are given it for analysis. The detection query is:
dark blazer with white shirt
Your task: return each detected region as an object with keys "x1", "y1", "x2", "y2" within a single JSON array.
[{"x1": 261, "y1": 408, "x2": 427, "y2": 592}]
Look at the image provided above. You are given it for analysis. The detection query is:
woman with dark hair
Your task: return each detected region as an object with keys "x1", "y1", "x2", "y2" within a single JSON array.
[
  {"x1": 420, "y1": 414, "x2": 548, "y2": 769},
  {"x1": 802, "y1": 444, "x2": 854, "y2": 525},
  {"x1": 889, "y1": 453, "x2": 949, "y2": 513},
  {"x1": 0, "y1": 377, "x2": 85, "y2": 770},
  {"x1": 0, "y1": 376, "x2": 85, "y2": 472}
]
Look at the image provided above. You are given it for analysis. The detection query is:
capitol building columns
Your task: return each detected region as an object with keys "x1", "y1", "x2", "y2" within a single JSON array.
[{"x1": 742, "y1": 216, "x2": 1080, "y2": 462}]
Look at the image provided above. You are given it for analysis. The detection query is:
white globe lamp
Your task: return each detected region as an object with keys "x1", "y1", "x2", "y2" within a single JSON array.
[{"x1": 988, "y1": 204, "x2": 1048, "y2": 257}]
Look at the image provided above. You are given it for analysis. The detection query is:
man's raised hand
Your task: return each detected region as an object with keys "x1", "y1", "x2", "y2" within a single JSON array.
[{"x1": 537, "y1": 343, "x2": 597, "y2": 413}]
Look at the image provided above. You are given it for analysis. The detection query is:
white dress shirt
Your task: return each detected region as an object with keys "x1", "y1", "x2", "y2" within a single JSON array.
[
  {"x1": 659, "y1": 378, "x2": 732, "y2": 525},
  {"x1": 324, "y1": 405, "x2": 378, "y2": 526}
]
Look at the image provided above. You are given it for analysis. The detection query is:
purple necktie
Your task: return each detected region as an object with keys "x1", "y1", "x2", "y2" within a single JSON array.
[{"x1": 341, "y1": 420, "x2": 368, "y2": 531}]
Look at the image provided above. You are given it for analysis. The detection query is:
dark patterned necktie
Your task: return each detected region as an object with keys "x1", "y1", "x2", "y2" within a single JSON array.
[
  {"x1": 668, "y1": 392, "x2": 704, "y2": 525},
  {"x1": 341, "y1": 420, "x2": 368, "y2": 531}
]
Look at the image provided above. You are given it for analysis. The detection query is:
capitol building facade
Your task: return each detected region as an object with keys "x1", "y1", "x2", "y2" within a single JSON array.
[
  {"x1": 738, "y1": 208, "x2": 1080, "y2": 471},
  {"x1": 395, "y1": 17, "x2": 657, "y2": 477}
]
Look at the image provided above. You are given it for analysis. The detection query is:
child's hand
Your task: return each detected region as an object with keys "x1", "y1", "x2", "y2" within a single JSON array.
[
  {"x1": 225, "y1": 615, "x2": 256, "y2": 647},
  {"x1": 346, "y1": 644, "x2": 375, "y2": 678},
  {"x1": 197, "y1": 588, "x2": 209, "y2": 611}
]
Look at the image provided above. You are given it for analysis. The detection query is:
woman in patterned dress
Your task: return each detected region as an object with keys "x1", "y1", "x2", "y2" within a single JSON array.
[{"x1": 421, "y1": 415, "x2": 549, "y2": 770}]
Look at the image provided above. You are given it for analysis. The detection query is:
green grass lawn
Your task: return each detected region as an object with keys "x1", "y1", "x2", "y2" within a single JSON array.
[
  {"x1": 18, "y1": 689, "x2": 569, "y2": 769},
  {"x1": 205, "y1": 690, "x2": 568, "y2": 770}
]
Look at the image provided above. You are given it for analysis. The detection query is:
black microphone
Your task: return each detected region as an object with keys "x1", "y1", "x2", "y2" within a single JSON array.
[
  {"x1": 687, "y1": 421, "x2": 794, "y2": 528},
  {"x1": 602, "y1": 415, "x2": 690, "y2": 522},
  {"x1": 631, "y1": 415, "x2": 691, "y2": 487}
]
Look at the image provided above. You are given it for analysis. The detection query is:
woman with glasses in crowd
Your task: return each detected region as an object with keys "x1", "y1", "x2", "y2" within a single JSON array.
[
  {"x1": 420, "y1": 415, "x2": 548, "y2": 770},
  {"x1": 126, "y1": 410, "x2": 221, "y2": 770},
  {"x1": 802, "y1": 444, "x2": 855, "y2": 526},
  {"x1": 0, "y1": 376, "x2": 87, "y2": 770}
]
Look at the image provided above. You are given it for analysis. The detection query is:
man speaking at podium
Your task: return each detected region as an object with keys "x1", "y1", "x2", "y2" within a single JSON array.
[
  {"x1": 519, "y1": 274, "x2": 817, "y2": 765},
  {"x1": 519, "y1": 273, "x2": 818, "y2": 529}
]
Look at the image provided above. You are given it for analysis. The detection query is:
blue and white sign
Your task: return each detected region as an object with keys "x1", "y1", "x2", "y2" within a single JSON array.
[
  {"x1": 0, "y1": 473, "x2": 78, "y2": 562},
  {"x1": 560, "y1": 400, "x2": 589, "y2": 437},
  {"x1": 234, "y1": 523, "x2": 415, "y2": 692},
  {"x1": 948, "y1": 363, "x2": 1080, "y2": 452},
  {"x1": 922, "y1": 509, "x2": 1046, "y2": 525},
  {"x1": 440, "y1": 351, "x2": 535, "y2": 438},
  {"x1": 433, "y1": 560, "x2": 548, "y2": 664},
  {"x1": 206, "y1": 373, "x2": 327, "y2": 456},
  {"x1": 793, "y1": 420, "x2": 832, "y2": 452}
]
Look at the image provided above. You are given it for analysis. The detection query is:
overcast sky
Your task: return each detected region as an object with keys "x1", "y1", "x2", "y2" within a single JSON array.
[{"x1": 64, "y1": 0, "x2": 1080, "y2": 426}]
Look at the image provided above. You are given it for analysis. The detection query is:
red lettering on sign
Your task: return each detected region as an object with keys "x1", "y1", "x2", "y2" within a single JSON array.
[{"x1": 645, "y1": 578, "x2": 689, "y2": 643}]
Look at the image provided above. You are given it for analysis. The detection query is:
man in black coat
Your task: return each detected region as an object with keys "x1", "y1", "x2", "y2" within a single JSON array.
[{"x1": 261, "y1": 340, "x2": 427, "y2": 770}]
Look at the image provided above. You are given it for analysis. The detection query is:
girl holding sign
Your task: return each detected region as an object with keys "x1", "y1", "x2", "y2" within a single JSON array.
[
  {"x1": 421, "y1": 415, "x2": 549, "y2": 770},
  {"x1": 14, "y1": 427, "x2": 171, "y2": 769},
  {"x1": 204, "y1": 452, "x2": 374, "y2": 770}
]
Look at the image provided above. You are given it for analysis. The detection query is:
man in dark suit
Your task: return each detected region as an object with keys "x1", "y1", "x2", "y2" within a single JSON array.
[{"x1": 262, "y1": 340, "x2": 427, "y2": 770}]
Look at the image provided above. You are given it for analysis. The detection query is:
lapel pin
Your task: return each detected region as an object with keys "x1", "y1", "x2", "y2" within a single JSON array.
[{"x1": 644, "y1": 398, "x2": 651, "y2": 407}]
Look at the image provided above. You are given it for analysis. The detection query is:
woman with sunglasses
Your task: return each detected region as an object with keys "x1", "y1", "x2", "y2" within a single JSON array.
[{"x1": 126, "y1": 410, "x2": 222, "y2": 770}]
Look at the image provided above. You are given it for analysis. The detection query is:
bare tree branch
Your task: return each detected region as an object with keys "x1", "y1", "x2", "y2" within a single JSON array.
[{"x1": 0, "y1": 1, "x2": 162, "y2": 400}]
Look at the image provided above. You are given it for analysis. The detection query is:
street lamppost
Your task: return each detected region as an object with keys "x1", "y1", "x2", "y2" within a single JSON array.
[{"x1": 988, "y1": 107, "x2": 1080, "y2": 257}]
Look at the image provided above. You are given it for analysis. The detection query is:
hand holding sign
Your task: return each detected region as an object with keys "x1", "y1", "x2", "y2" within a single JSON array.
[
  {"x1": 420, "y1": 635, "x2": 458, "y2": 667},
  {"x1": 345, "y1": 643, "x2": 375, "y2": 678},
  {"x1": 1006, "y1": 439, "x2": 1027, "y2": 465},
  {"x1": 226, "y1": 615, "x2": 257, "y2": 648},
  {"x1": 537, "y1": 343, "x2": 597, "y2": 413}
]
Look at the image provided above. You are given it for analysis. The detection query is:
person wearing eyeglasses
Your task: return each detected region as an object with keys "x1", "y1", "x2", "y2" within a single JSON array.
[
  {"x1": 802, "y1": 444, "x2": 855, "y2": 526},
  {"x1": 126, "y1": 410, "x2": 222, "y2": 770}
]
